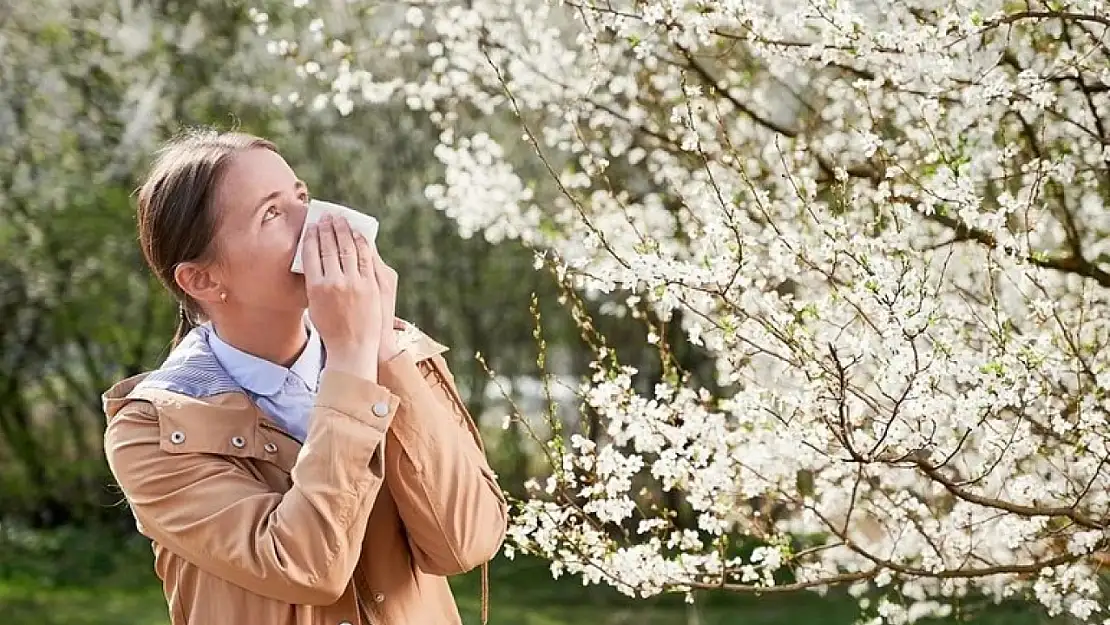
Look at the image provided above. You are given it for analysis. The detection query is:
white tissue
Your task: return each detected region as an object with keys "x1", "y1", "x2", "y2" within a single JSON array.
[{"x1": 291, "y1": 199, "x2": 380, "y2": 274}]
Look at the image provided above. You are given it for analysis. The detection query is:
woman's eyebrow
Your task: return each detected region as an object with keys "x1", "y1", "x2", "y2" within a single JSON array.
[{"x1": 253, "y1": 190, "x2": 281, "y2": 213}]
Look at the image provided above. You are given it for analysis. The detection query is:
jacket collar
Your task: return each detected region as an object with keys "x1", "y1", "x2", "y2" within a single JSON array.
[{"x1": 102, "y1": 318, "x2": 449, "y2": 457}]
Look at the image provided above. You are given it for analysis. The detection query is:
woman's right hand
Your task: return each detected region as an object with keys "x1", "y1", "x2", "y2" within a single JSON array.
[{"x1": 303, "y1": 213, "x2": 383, "y2": 381}]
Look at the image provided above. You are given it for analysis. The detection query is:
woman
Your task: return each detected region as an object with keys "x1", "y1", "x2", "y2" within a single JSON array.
[{"x1": 102, "y1": 129, "x2": 507, "y2": 625}]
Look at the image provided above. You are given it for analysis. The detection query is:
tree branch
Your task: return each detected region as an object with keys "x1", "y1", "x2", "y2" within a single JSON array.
[
  {"x1": 915, "y1": 459, "x2": 1106, "y2": 530},
  {"x1": 982, "y1": 11, "x2": 1110, "y2": 32},
  {"x1": 688, "y1": 569, "x2": 878, "y2": 593},
  {"x1": 675, "y1": 44, "x2": 799, "y2": 138}
]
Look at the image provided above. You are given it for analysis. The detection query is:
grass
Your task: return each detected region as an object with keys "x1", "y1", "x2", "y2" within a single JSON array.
[
  {"x1": 0, "y1": 526, "x2": 167, "y2": 625},
  {"x1": 0, "y1": 525, "x2": 1075, "y2": 625}
]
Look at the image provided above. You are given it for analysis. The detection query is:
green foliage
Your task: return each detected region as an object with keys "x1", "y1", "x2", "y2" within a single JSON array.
[
  {"x1": 0, "y1": 526, "x2": 1070, "y2": 625},
  {"x1": 0, "y1": 0, "x2": 575, "y2": 528}
]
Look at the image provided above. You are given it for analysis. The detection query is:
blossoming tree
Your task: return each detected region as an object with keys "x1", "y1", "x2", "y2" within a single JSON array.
[{"x1": 262, "y1": 0, "x2": 1110, "y2": 621}]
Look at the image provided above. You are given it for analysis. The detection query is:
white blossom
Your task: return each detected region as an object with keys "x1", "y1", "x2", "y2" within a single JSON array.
[{"x1": 266, "y1": 0, "x2": 1110, "y2": 621}]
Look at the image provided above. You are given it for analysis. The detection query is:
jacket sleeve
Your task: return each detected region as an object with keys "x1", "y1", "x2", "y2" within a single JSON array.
[
  {"x1": 103, "y1": 369, "x2": 398, "y2": 605},
  {"x1": 381, "y1": 352, "x2": 508, "y2": 576}
]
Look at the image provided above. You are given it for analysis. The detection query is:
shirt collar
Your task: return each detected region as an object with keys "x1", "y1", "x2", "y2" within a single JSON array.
[
  {"x1": 289, "y1": 324, "x2": 323, "y2": 392},
  {"x1": 207, "y1": 321, "x2": 323, "y2": 397}
]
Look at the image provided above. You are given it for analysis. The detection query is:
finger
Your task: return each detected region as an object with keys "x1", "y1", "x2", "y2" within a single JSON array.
[
  {"x1": 361, "y1": 239, "x2": 383, "y2": 301},
  {"x1": 372, "y1": 253, "x2": 398, "y2": 322},
  {"x1": 373, "y1": 250, "x2": 397, "y2": 291},
  {"x1": 334, "y1": 216, "x2": 358, "y2": 274},
  {"x1": 302, "y1": 223, "x2": 323, "y2": 281},
  {"x1": 318, "y1": 214, "x2": 342, "y2": 277},
  {"x1": 368, "y1": 241, "x2": 387, "y2": 272},
  {"x1": 353, "y1": 231, "x2": 373, "y2": 277}
]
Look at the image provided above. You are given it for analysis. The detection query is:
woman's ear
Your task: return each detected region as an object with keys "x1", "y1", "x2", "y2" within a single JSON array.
[{"x1": 174, "y1": 261, "x2": 225, "y2": 307}]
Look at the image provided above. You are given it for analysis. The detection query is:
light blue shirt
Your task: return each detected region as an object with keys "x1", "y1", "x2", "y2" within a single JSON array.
[{"x1": 208, "y1": 323, "x2": 324, "y2": 442}]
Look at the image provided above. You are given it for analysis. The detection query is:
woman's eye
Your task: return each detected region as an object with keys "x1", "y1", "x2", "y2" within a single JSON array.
[{"x1": 262, "y1": 206, "x2": 280, "y2": 222}]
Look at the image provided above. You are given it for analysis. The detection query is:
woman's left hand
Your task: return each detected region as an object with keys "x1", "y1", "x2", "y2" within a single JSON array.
[{"x1": 370, "y1": 243, "x2": 401, "y2": 363}]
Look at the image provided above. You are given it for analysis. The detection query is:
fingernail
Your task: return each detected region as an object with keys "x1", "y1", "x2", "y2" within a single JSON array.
[{"x1": 320, "y1": 213, "x2": 333, "y2": 223}]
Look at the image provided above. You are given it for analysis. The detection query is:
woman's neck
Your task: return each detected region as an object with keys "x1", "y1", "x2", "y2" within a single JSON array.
[{"x1": 209, "y1": 308, "x2": 309, "y2": 367}]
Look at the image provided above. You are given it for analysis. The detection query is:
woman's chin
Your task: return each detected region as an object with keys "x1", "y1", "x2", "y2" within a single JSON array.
[{"x1": 293, "y1": 281, "x2": 310, "y2": 307}]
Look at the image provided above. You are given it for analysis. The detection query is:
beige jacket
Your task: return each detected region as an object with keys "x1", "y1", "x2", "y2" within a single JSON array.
[{"x1": 102, "y1": 327, "x2": 507, "y2": 625}]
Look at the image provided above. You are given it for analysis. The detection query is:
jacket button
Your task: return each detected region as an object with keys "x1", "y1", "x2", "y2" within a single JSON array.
[
  {"x1": 169, "y1": 431, "x2": 186, "y2": 444},
  {"x1": 373, "y1": 592, "x2": 385, "y2": 602},
  {"x1": 372, "y1": 401, "x2": 390, "y2": 417},
  {"x1": 263, "y1": 442, "x2": 278, "y2": 453},
  {"x1": 338, "y1": 622, "x2": 353, "y2": 625},
  {"x1": 230, "y1": 436, "x2": 246, "y2": 448}
]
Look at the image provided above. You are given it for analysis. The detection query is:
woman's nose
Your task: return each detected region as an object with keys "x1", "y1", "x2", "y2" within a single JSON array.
[{"x1": 292, "y1": 198, "x2": 310, "y2": 230}]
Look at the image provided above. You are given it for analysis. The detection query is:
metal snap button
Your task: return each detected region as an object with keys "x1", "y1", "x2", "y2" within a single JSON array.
[
  {"x1": 373, "y1": 592, "x2": 385, "y2": 602},
  {"x1": 338, "y1": 621, "x2": 353, "y2": 625},
  {"x1": 263, "y1": 442, "x2": 278, "y2": 453},
  {"x1": 372, "y1": 401, "x2": 390, "y2": 417},
  {"x1": 169, "y1": 431, "x2": 186, "y2": 444},
  {"x1": 230, "y1": 436, "x2": 246, "y2": 448}
]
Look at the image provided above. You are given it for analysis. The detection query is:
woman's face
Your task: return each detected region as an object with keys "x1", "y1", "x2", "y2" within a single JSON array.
[{"x1": 208, "y1": 148, "x2": 311, "y2": 314}]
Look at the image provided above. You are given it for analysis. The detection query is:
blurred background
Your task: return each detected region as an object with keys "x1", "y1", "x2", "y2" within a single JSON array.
[{"x1": 0, "y1": 2, "x2": 1076, "y2": 624}]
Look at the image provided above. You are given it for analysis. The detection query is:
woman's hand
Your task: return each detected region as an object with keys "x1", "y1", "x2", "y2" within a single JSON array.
[
  {"x1": 303, "y1": 213, "x2": 386, "y2": 381},
  {"x1": 371, "y1": 245, "x2": 401, "y2": 363}
]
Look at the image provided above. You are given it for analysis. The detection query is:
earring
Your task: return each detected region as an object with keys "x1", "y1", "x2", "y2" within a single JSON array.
[{"x1": 220, "y1": 292, "x2": 228, "y2": 303}]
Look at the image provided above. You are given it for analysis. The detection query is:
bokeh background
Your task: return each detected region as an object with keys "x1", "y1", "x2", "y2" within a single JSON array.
[{"x1": 0, "y1": 2, "x2": 1082, "y2": 623}]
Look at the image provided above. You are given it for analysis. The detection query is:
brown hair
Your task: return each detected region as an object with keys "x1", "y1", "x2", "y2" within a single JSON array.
[{"x1": 136, "y1": 128, "x2": 276, "y2": 346}]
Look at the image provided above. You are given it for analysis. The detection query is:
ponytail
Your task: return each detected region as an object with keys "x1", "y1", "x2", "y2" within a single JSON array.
[{"x1": 172, "y1": 304, "x2": 196, "y2": 348}]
